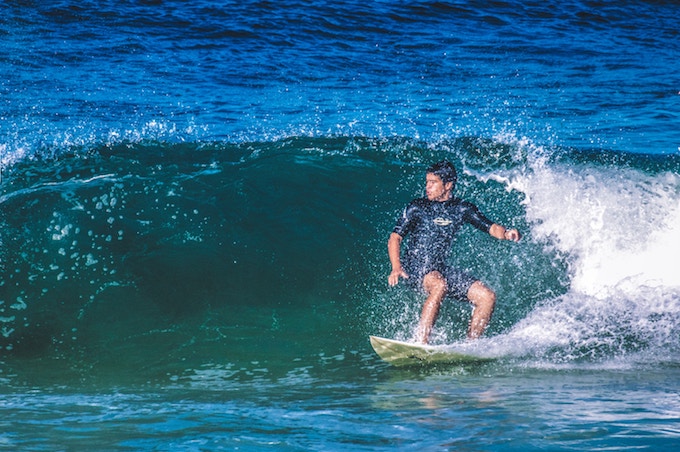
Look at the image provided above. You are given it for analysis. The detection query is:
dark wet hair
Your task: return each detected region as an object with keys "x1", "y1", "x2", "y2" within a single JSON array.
[{"x1": 426, "y1": 160, "x2": 457, "y2": 186}]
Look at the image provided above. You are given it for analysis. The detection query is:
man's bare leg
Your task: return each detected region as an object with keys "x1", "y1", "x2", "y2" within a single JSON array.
[
  {"x1": 416, "y1": 271, "x2": 448, "y2": 344},
  {"x1": 466, "y1": 281, "x2": 496, "y2": 339}
]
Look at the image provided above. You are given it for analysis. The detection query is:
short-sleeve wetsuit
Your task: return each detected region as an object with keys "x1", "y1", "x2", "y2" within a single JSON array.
[{"x1": 393, "y1": 197, "x2": 494, "y2": 300}]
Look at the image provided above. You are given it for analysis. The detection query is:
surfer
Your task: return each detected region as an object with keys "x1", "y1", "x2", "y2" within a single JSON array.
[{"x1": 388, "y1": 160, "x2": 521, "y2": 344}]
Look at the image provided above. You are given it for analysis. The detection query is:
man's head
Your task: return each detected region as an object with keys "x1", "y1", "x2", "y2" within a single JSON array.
[
  {"x1": 427, "y1": 160, "x2": 457, "y2": 186},
  {"x1": 425, "y1": 160, "x2": 456, "y2": 202}
]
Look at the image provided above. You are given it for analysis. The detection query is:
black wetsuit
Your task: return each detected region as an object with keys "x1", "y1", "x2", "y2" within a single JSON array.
[{"x1": 392, "y1": 197, "x2": 494, "y2": 299}]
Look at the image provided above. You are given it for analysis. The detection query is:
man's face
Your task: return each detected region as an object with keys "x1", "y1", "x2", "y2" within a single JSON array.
[{"x1": 426, "y1": 173, "x2": 453, "y2": 202}]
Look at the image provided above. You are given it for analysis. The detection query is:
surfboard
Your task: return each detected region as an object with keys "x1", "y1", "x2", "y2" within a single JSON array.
[{"x1": 369, "y1": 335, "x2": 495, "y2": 367}]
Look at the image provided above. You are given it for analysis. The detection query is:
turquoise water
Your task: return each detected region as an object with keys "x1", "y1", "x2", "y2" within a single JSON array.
[
  {"x1": 2, "y1": 1, "x2": 680, "y2": 450},
  {"x1": 3, "y1": 366, "x2": 679, "y2": 450}
]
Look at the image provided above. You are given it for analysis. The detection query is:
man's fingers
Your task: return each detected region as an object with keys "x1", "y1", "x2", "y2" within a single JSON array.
[{"x1": 388, "y1": 270, "x2": 409, "y2": 286}]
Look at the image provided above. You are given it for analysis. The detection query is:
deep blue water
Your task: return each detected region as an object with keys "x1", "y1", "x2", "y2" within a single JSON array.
[{"x1": 2, "y1": 1, "x2": 680, "y2": 450}]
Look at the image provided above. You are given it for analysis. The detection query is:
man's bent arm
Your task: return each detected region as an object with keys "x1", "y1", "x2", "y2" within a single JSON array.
[
  {"x1": 388, "y1": 232, "x2": 408, "y2": 286},
  {"x1": 489, "y1": 224, "x2": 521, "y2": 242}
]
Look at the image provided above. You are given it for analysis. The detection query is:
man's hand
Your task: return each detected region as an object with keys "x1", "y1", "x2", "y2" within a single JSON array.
[
  {"x1": 490, "y1": 224, "x2": 522, "y2": 242},
  {"x1": 388, "y1": 268, "x2": 409, "y2": 286},
  {"x1": 503, "y1": 228, "x2": 521, "y2": 242}
]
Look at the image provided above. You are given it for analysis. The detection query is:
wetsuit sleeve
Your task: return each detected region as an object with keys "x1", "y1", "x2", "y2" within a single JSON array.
[
  {"x1": 463, "y1": 201, "x2": 495, "y2": 232},
  {"x1": 392, "y1": 201, "x2": 418, "y2": 237}
]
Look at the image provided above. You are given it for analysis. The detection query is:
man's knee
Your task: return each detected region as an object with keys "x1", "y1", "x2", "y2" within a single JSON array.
[
  {"x1": 467, "y1": 281, "x2": 496, "y2": 309},
  {"x1": 423, "y1": 271, "x2": 448, "y2": 294}
]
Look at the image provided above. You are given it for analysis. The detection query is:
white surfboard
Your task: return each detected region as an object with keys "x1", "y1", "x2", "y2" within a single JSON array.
[{"x1": 369, "y1": 335, "x2": 495, "y2": 367}]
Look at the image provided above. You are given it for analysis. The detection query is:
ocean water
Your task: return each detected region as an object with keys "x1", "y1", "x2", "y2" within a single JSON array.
[{"x1": 2, "y1": 0, "x2": 680, "y2": 450}]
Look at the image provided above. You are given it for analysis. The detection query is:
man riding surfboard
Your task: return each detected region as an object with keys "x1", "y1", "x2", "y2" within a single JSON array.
[{"x1": 388, "y1": 161, "x2": 521, "y2": 343}]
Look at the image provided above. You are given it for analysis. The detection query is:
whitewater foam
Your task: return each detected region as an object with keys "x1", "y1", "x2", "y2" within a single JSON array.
[{"x1": 487, "y1": 145, "x2": 680, "y2": 363}]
